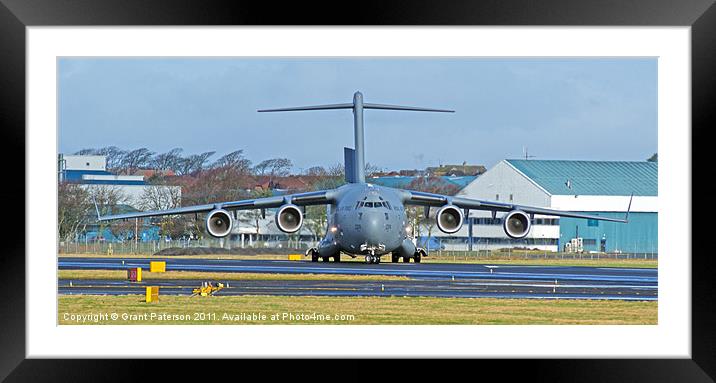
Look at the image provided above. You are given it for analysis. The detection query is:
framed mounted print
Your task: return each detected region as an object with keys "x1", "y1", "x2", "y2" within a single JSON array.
[{"x1": 1, "y1": 0, "x2": 713, "y2": 380}]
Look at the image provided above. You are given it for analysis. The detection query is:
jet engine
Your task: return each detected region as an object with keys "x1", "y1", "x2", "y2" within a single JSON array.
[
  {"x1": 436, "y1": 205, "x2": 463, "y2": 234},
  {"x1": 275, "y1": 204, "x2": 303, "y2": 233},
  {"x1": 503, "y1": 210, "x2": 531, "y2": 239},
  {"x1": 206, "y1": 209, "x2": 233, "y2": 238}
]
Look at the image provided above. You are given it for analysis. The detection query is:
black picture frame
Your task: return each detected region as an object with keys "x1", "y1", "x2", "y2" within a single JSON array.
[{"x1": 1, "y1": 0, "x2": 713, "y2": 380}]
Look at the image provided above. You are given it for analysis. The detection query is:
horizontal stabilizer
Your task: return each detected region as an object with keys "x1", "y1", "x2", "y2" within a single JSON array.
[
  {"x1": 363, "y1": 103, "x2": 454, "y2": 113},
  {"x1": 258, "y1": 103, "x2": 353, "y2": 112}
]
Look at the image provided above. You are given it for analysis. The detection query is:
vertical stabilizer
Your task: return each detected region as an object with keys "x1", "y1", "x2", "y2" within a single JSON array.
[{"x1": 352, "y1": 92, "x2": 366, "y2": 183}]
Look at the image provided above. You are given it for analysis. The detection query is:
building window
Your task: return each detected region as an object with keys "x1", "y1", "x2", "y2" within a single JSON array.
[
  {"x1": 510, "y1": 194, "x2": 513, "y2": 201},
  {"x1": 495, "y1": 194, "x2": 499, "y2": 201},
  {"x1": 587, "y1": 219, "x2": 599, "y2": 227}
]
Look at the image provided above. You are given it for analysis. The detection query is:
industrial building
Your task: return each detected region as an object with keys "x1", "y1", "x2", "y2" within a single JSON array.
[
  {"x1": 58, "y1": 154, "x2": 182, "y2": 241},
  {"x1": 58, "y1": 154, "x2": 180, "y2": 209},
  {"x1": 436, "y1": 159, "x2": 657, "y2": 254}
]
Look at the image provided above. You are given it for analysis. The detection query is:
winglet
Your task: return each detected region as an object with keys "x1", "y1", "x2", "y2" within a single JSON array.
[
  {"x1": 624, "y1": 193, "x2": 633, "y2": 223},
  {"x1": 92, "y1": 196, "x2": 102, "y2": 221}
]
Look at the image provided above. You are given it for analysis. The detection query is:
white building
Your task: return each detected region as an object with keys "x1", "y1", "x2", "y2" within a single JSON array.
[
  {"x1": 59, "y1": 154, "x2": 181, "y2": 210},
  {"x1": 434, "y1": 159, "x2": 658, "y2": 253}
]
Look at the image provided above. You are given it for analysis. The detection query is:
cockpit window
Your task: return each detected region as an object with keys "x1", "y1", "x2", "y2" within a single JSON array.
[{"x1": 356, "y1": 201, "x2": 391, "y2": 209}]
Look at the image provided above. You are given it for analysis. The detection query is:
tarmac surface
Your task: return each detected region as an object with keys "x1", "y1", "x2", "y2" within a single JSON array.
[{"x1": 58, "y1": 257, "x2": 658, "y2": 300}]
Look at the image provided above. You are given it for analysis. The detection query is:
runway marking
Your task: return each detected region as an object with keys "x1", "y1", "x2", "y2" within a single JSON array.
[{"x1": 58, "y1": 260, "x2": 657, "y2": 283}]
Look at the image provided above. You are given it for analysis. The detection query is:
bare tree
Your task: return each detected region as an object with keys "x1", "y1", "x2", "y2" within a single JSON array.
[
  {"x1": 97, "y1": 146, "x2": 126, "y2": 171},
  {"x1": 304, "y1": 205, "x2": 328, "y2": 241},
  {"x1": 137, "y1": 180, "x2": 186, "y2": 239},
  {"x1": 86, "y1": 185, "x2": 129, "y2": 240},
  {"x1": 151, "y1": 148, "x2": 184, "y2": 171},
  {"x1": 304, "y1": 166, "x2": 328, "y2": 176},
  {"x1": 175, "y1": 151, "x2": 216, "y2": 175},
  {"x1": 58, "y1": 182, "x2": 91, "y2": 242},
  {"x1": 254, "y1": 158, "x2": 293, "y2": 177},
  {"x1": 211, "y1": 150, "x2": 252, "y2": 174},
  {"x1": 74, "y1": 148, "x2": 98, "y2": 155},
  {"x1": 364, "y1": 162, "x2": 383, "y2": 178},
  {"x1": 119, "y1": 148, "x2": 155, "y2": 174},
  {"x1": 327, "y1": 162, "x2": 344, "y2": 177},
  {"x1": 138, "y1": 185, "x2": 181, "y2": 211}
]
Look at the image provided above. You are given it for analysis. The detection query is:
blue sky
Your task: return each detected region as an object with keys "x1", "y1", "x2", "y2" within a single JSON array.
[{"x1": 58, "y1": 58, "x2": 657, "y2": 171}]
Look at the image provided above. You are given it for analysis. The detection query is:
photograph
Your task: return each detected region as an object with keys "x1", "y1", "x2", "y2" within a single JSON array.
[
  {"x1": 2, "y1": 0, "x2": 709, "y2": 377},
  {"x1": 56, "y1": 57, "x2": 658, "y2": 325}
]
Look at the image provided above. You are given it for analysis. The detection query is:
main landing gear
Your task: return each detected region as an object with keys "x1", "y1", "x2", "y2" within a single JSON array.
[
  {"x1": 307, "y1": 248, "x2": 340, "y2": 263},
  {"x1": 365, "y1": 254, "x2": 381, "y2": 264},
  {"x1": 391, "y1": 249, "x2": 426, "y2": 263}
]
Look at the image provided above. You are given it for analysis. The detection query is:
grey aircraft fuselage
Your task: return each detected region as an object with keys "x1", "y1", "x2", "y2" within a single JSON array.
[{"x1": 316, "y1": 183, "x2": 415, "y2": 259}]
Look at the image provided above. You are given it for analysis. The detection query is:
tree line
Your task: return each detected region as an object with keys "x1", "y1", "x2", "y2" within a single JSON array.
[{"x1": 60, "y1": 146, "x2": 453, "y2": 243}]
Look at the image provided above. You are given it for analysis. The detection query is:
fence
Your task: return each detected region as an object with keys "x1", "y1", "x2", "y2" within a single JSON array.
[
  {"x1": 58, "y1": 238, "x2": 315, "y2": 255},
  {"x1": 58, "y1": 239, "x2": 657, "y2": 259},
  {"x1": 430, "y1": 249, "x2": 658, "y2": 261}
]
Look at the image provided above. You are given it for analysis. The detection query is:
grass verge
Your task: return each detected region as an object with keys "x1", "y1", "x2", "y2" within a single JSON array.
[{"x1": 58, "y1": 294, "x2": 657, "y2": 325}]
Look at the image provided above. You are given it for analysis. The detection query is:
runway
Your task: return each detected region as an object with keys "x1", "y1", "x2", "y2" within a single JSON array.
[{"x1": 58, "y1": 257, "x2": 658, "y2": 300}]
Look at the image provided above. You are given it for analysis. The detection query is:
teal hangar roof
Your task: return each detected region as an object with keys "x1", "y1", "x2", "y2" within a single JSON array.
[{"x1": 505, "y1": 159, "x2": 657, "y2": 196}]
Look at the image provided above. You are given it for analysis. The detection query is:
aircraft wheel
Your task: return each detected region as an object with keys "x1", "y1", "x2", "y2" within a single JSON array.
[
  {"x1": 333, "y1": 255, "x2": 341, "y2": 262},
  {"x1": 392, "y1": 254, "x2": 399, "y2": 263},
  {"x1": 374, "y1": 256, "x2": 380, "y2": 264},
  {"x1": 414, "y1": 253, "x2": 422, "y2": 263},
  {"x1": 402, "y1": 256, "x2": 410, "y2": 263},
  {"x1": 322, "y1": 256, "x2": 330, "y2": 262},
  {"x1": 365, "y1": 255, "x2": 372, "y2": 263},
  {"x1": 308, "y1": 248, "x2": 319, "y2": 262}
]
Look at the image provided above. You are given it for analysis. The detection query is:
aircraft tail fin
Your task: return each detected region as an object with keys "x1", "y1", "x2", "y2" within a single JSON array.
[
  {"x1": 258, "y1": 92, "x2": 454, "y2": 185},
  {"x1": 344, "y1": 147, "x2": 357, "y2": 183}
]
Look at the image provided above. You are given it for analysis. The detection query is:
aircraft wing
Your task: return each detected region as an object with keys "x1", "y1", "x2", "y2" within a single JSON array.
[
  {"x1": 401, "y1": 190, "x2": 632, "y2": 223},
  {"x1": 95, "y1": 190, "x2": 336, "y2": 221}
]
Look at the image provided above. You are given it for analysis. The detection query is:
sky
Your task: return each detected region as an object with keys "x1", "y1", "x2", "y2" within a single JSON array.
[{"x1": 58, "y1": 57, "x2": 657, "y2": 172}]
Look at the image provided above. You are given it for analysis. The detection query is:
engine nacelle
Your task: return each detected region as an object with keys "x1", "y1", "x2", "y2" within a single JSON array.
[
  {"x1": 436, "y1": 205, "x2": 463, "y2": 234},
  {"x1": 275, "y1": 204, "x2": 303, "y2": 233},
  {"x1": 503, "y1": 210, "x2": 532, "y2": 239},
  {"x1": 206, "y1": 209, "x2": 233, "y2": 238}
]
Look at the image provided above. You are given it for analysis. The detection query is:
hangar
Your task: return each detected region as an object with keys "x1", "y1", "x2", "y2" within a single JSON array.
[{"x1": 441, "y1": 159, "x2": 657, "y2": 254}]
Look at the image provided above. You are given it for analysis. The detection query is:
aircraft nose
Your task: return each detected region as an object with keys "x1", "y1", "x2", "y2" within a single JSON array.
[{"x1": 363, "y1": 211, "x2": 384, "y2": 239}]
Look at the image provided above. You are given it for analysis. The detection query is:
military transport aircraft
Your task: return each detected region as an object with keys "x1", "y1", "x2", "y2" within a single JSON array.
[{"x1": 97, "y1": 91, "x2": 631, "y2": 264}]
